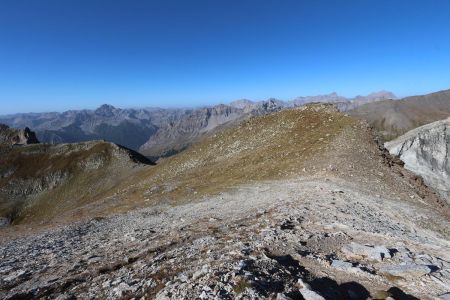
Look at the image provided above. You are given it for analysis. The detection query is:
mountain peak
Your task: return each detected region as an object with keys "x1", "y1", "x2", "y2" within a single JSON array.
[
  {"x1": 95, "y1": 104, "x2": 117, "y2": 116},
  {"x1": 96, "y1": 104, "x2": 116, "y2": 110},
  {"x1": 365, "y1": 90, "x2": 397, "y2": 100}
]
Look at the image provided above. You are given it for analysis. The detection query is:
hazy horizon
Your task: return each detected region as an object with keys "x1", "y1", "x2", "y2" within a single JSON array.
[
  {"x1": 1, "y1": 89, "x2": 403, "y2": 115},
  {"x1": 1, "y1": 0, "x2": 450, "y2": 114}
]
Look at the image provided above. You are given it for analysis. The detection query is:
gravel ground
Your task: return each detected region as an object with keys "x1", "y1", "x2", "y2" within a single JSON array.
[{"x1": 1, "y1": 176, "x2": 449, "y2": 299}]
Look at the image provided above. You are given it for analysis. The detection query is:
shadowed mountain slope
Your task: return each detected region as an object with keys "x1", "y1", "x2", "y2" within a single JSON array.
[{"x1": 0, "y1": 140, "x2": 152, "y2": 226}]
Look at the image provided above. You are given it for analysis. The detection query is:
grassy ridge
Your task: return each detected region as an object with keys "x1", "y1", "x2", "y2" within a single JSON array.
[
  {"x1": 104, "y1": 105, "x2": 357, "y2": 213},
  {"x1": 0, "y1": 141, "x2": 149, "y2": 225}
]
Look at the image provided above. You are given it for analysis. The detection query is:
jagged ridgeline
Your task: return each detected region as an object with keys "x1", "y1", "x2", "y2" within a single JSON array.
[
  {"x1": 0, "y1": 91, "x2": 395, "y2": 160},
  {"x1": 0, "y1": 126, "x2": 153, "y2": 226}
]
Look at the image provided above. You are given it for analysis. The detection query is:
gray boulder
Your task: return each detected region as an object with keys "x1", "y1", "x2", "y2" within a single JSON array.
[
  {"x1": 379, "y1": 264, "x2": 432, "y2": 279},
  {"x1": 341, "y1": 242, "x2": 391, "y2": 262}
]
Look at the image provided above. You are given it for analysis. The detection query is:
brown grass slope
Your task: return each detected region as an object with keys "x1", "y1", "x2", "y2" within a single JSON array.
[
  {"x1": 349, "y1": 89, "x2": 450, "y2": 140},
  {"x1": 0, "y1": 141, "x2": 152, "y2": 225},
  {"x1": 77, "y1": 104, "x2": 446, "y2": 221}
]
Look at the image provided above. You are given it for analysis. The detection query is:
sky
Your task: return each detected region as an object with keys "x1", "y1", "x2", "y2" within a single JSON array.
[{"x1": 1, "y1": 0, "x2": 450, "y2": 114}]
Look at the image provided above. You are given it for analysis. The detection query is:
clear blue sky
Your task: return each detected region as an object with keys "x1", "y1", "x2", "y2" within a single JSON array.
[{"x1": 1, "y1": 0, "x2": 450, "y2": 114}]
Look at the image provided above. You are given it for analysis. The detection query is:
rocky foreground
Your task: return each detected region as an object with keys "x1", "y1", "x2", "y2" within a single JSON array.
[{"x1": 1, "y1": 176, "x2": 449, "y2": 299}]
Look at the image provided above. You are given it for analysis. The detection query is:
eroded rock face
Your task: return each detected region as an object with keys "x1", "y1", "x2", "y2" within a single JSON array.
[
  {"x1": 0, "y1": 124, "x2": 39, "y2": 145},
  {"x1": 385, "y1": 118, "x2": 450, "y2": 202}
]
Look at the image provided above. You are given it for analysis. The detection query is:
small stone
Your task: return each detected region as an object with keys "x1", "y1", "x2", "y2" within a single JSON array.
[
  {"x1": 238, "y1": 260, "x2": 247, "y2": 268},
  {"x1": 202, "y1": 285, "x2": 212, "y2": 292},
  {"x1": 331, "y1": 260, "x2": 353, "y2": 270},
  {"x1": 199, "y1": 291, "x2": 208, "y2": 299},
  {"x1": 102, "y1": 280, "x2": 111, "y2": 288},
  {"x1": 112, "y1": 282, "x2": 132, "y2": 297},
  {"x1": 192, "y1": 264, "x2": 209, "y2": 280},
  {"x1": 342, "y1": 242, "x2": 391, "y2": 262},
  {"x1": 277, "y1": 293, "x2": 293, "y2": 300},
  {"x1": 300, "y1": 288, "x2": 326, "y2": 300},
  {"x1": 178, "y1": 273, "x2": 189, "y2": 282},
  {"x1": 192, "y1": 270, "x2": 204, "y2": 280},
  {"x1": 297, "y1": 278, "x2": 311, "y2": 289},
  {"x1": 4, "y1": 269, "x2": 27, "y2": 282}
]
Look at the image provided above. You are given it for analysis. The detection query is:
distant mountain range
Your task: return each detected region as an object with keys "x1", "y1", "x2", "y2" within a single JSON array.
[
  {"x1": 0, "y1": 91, "x2": 396, "y2": 158},
  {"x1": 0, "y1": 105, "x2": 187, "y2": 151},
  {"x1": 349, "y1": 89, "x2": 450, "y2": 140}
]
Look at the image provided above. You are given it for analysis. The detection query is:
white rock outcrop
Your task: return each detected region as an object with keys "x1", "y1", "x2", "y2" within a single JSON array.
[{"x1": 385, "y1": 117, "x2": 450, "y2": 202}]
